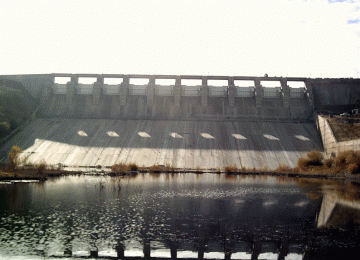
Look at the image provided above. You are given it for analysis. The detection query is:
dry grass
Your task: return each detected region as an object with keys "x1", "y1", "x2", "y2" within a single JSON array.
[
  {"x1": 297, "y1": 150, "x2": 324, "y2": 172},
  {"x1": 295, "y1": 149, "x2": 360, "y2": 175},
  {"x1": 325, "y1": 115, "x2": 360, "y2": 142},
  {"x1": 260, "y1": 166, "x2": 269, "y2": 172},
  {"x1": 164, "y1": 164, "x2": 175, "y2": 172},
  {"x1": 149, "y1": 165, "x2": 163, "y2": 173},
  {"x1": 224, "y1": 165, "x2": 238, "y2": 174},
  {"x1": 275, "y1": 164, "x2": 291, "y2": 173},
  {"x1": 239, "y1": 167, "x2": 248, "y2": 173},
  {"x1": 111, "y1": 163, "x2": 129, "y2": 174}
]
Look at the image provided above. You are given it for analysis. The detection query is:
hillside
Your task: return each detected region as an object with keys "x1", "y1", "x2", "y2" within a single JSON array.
[{"x1": 0, "y1": 78, "x2": 38, "y2": 139}]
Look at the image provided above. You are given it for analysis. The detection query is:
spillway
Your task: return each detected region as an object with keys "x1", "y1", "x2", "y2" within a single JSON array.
[{"x1": 0, "y1": 118, "x2": 322, "y2": 170}]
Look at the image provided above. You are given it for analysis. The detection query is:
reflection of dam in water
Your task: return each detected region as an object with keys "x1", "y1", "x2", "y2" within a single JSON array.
[
  {"x1": 317, "y1": 187, "x2": 360, "y2": 228},
  {"x1": 46, "y1": 235, "x2": 305, "y2": 260},
  {"x1": 2, "y1": 175, "x2": 359, "y2": 260}
]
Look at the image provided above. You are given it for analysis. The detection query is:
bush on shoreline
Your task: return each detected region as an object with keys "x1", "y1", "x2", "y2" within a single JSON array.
[
  {"x1": 107, "y1": 150, "x2": 360, "y2": 176},
  {"x1": 296, "y1": 150, "x2": 360, "y2": 175}
]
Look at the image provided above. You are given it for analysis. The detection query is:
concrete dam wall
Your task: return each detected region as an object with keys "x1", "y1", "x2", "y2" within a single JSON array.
[
  {"x1": 3, "y1": 73, "x2": 360, "y2": 119},
  {"x1": 0, "y1": 118, "x2": 322, "y2": 170},
  {"x1": 1, "y1": 73, "x2": 359, "y2": 169},
  {"x1": 2, "y1": 73, "x2": 317, "y2": 120}
]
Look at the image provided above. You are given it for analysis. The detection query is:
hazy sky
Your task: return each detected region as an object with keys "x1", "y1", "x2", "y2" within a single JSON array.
[{"x1": 1, "y1": 0, "x2": 360, "y2": 78}]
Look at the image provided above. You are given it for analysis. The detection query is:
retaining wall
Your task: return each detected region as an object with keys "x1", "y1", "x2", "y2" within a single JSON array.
[{"x1": 317, "y1": 115, "x2": 360, "y2": 157}]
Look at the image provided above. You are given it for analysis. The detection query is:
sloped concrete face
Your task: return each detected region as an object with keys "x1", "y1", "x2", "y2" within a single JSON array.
[{"x1": 0, "y1": 119, "x2": 322, "y2": 170}]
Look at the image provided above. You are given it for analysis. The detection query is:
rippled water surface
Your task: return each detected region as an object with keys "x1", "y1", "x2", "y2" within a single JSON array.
[{"x1": 0, "y1": 173, "x2": 360, "y2": 259}]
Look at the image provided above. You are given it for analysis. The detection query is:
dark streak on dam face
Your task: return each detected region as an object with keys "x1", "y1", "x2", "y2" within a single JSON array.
[{"x1": 0, "y1": 73, "x2": 359, "y2": 169}]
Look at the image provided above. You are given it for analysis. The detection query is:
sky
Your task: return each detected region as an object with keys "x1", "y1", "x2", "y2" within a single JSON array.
[{"x1": 1, "y1": 0, "x2": 360, "y2": 78}]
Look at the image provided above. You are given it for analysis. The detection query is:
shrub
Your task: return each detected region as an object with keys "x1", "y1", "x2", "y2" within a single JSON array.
[
  {"x1": 164, "y1": 164, "x2": 175, "y2": 172},
  {"x1": 296, "y1": 150, "x2": 324, "y2": 171},
  {"x1": 334, "y1": 151, "x2": 350, "y2": 168},
  {"x1": 128, "y1": 163, "x2": 138, "y2": 171},
  {"x1": 7, "y1": 145, "x2": 22, "y2": 171},
  {"x1": 261, "y1": 166, "x2": 269, "y2": 172},
  {"x1": 111, "y1": 163, "x2": 129, "y2": 174},
  {"x1": 323, "y1": 158, "x2": 334, "y2": 169},
  {"x1": 239, "y1": 167, "x2": 248, "y2": 173},
  {"x1": 37, "y1": 161, "x2": 47, "y2": 175},
  {"x1": 195, "y1": 166, "x2": 202, "y2": 173},
  {"x1": 225, "y1": 165, "x2": 238, "y2": 174},
  {"x1": 306, "y1": 150, "x2": 324, "y2": 166},
  {"x1": 333, "y1": 151, "x2": 360, "y2": 173},
  {"x1": 297, "y1": 158, "x2": 309, "y2": 171},
  {"x1": 149, "y1": 165, "x2": 162, "y2": 173},
  {"x1": 347, "y1": 163, "x2": 360, "y2": 174},
  {"x1": 276, "y1": 164, "x2": 291, "y2": 172}
]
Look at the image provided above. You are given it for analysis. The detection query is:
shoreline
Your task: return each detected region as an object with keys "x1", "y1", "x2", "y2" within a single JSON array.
[{"x1": 1, "y1": 168, "x2": 360, "y2": 182}]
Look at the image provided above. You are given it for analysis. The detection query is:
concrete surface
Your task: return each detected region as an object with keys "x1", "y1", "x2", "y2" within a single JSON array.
[
  {"x1": 0, "y1": 118, "x2": 322, "y2": 170},
  {"x1": 317, "y1": 115, "x2": 360, "y2": 157}
]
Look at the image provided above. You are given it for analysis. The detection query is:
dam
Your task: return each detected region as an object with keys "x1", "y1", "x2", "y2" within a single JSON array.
[{"x1": 1, "y1": 73, "x2": 359, "y2": 170}]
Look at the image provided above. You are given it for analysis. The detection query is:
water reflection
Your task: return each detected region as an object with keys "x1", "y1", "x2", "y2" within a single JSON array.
[{"x1": 0, "y1": 174, "x2": 359, "y2": 259}]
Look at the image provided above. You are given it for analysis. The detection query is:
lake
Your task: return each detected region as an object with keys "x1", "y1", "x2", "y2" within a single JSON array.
[{"x1": 0, "y1": 173, "x2": 359, "y2": 259}]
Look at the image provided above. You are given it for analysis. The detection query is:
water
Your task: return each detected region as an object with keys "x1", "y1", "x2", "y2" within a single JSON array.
[{"x1": 0, "y1": 173, "x2": 359, "y2": 259}]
